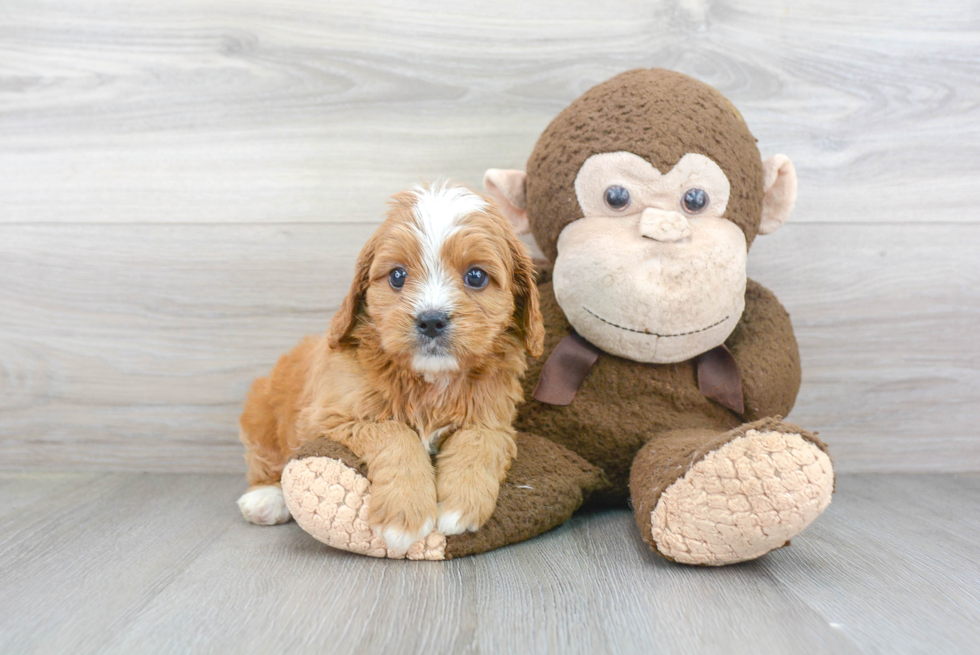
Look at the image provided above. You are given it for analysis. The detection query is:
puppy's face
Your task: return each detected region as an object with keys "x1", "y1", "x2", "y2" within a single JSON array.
[{"x1": 329, "y1": 184, "x2": 543, "y2": 377}]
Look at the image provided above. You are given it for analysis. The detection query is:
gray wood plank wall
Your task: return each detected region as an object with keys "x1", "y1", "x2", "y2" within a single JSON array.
[{"x1": 1, "y1": 0, "x2": 978, "y2": 473}]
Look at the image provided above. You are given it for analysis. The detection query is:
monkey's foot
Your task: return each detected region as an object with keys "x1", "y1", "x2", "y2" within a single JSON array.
[
  {"x1": 650, "y1": 423, "x2": 834, "y2": 566},
  {"x1": 283, "y1": 434, "x2": 607, "y2": 560},
  {"x1": 281, "y1": 439, "x2": 446, "y2": 560}
]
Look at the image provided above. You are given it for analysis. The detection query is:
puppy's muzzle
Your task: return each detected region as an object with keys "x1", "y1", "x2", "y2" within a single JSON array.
[{"x1": 416, "y1": 310, "x2": 451, "y2": 340}]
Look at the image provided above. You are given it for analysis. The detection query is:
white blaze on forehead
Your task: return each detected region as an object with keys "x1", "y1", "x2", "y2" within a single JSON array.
[{"x1": 409, "y1": 183, "x2": 486, "y2": 313}]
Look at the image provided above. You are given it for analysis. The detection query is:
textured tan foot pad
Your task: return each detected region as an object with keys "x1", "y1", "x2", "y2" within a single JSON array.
[
  {"x1": 281, "y1": 457, "x2": 446, "y2": 560},
  {"x1": 651, "y1": 429, "x2": 834, "y2": 566}
]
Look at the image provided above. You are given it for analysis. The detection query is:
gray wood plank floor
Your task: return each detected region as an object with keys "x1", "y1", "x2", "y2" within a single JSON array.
[{"x1": 1, "y1": 473, "x2": 976, "y2": 654}]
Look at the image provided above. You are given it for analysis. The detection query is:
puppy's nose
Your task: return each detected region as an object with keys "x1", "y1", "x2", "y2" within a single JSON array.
[{"x1": 416, "y1": 311, "x2": 450, "y2": 339}]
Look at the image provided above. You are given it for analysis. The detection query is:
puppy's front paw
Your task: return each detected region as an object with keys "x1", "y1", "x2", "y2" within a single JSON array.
[
  {"x1": 436, "y1": 508, "x2": 471, "y2": 536},
  {"x1": 381, "y1": 517, "x2": 436, "y2": 553},
  {"x1": 238, "y1": 485, "x2": 292, "y2": 525},
  {"x1": 369, "y1": 476, "x2": 437, "y2": 553},
  {"x1": 436, "y1": 475, "x2": 499, "y2": 536}
]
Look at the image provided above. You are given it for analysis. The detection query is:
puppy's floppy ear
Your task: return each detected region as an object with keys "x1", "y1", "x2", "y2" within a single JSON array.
[
  {"x1": 505, "y1": 229, "x2": 545, "y2": 358},
  {"x1": 327, "y1": 233, "x2": 378, "y2": 349}
]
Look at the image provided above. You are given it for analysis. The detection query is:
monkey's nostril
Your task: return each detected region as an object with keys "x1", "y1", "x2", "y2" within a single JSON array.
[{"x1": 416, "y1": 310, "x2": 451, "y2": 339}]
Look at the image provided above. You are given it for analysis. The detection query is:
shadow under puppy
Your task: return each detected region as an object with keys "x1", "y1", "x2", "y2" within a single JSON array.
[{"x1": 237, "y1": 183, "x2": 543, "y2": 552}]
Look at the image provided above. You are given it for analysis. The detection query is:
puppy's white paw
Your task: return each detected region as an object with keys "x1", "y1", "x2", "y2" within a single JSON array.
[
  {"x1": 381, "y1": 517, "x2": 435, "y2": 553},
  {"x1": 238, "y1": 485, "x2": 292, "y2": 525},
  {"x1": 436, "y1": 509, "x2": 469, "y2": 536}
]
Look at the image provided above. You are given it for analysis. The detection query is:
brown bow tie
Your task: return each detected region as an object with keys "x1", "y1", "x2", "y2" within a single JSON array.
[{"x1": 532, "y1": 332, "x2": 744, "y2": 415}]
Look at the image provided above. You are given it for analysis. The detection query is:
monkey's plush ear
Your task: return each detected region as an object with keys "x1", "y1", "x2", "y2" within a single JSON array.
[
  {"x1": 327, "y1": 233, "x2": 378, "y2": 349},
  {"x1": 484, "y1": 169, "x2": 530, "y2": 235},
  {"x1": 759, "y1": 155, "x2": 797, "y2": 235}
]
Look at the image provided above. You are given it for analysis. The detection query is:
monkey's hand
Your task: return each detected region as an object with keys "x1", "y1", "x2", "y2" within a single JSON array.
[{"x1": 727, "y1": 279, "x2": 801, "y2": 420}]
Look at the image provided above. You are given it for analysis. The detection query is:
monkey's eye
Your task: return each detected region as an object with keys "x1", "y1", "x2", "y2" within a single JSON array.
[
  {"x1": 388, "y1": 267, "x2": 407, "y2": 290},
  {"x1": 464, "y1": 267, "x2": 489, "y2": 289},
  {"x1": 681, "y1": 188, "x2": 709, "y2": 214},
  {"x1": 604, "y1": 185, "x2": 631, "y2": 210}
]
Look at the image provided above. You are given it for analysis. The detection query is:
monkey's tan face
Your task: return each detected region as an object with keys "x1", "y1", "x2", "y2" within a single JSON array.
[{"x1": 552, "y1": 152, "x2": 747, "y2": 363}]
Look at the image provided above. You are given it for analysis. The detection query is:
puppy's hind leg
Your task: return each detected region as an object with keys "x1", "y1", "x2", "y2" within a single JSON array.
[
  {"x1": 238, "y1": 483, "x2": 291, "y2": 526},
  {"x1": 236, "y1": 341, "x2": 316, "y2": 525},
  {"x1": 237, "y1": 431, "x2": 293, "y2": 525}
]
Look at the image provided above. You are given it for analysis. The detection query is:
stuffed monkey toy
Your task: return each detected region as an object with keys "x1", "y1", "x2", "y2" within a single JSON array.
[{"x1": 281, "y1": 68, "x2": 834, "y2": 565}]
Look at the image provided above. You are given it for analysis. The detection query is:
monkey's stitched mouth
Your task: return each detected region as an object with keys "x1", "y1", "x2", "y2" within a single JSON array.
[{"x1": 582, "y1": 306, "x2": 730, "y2": 338}]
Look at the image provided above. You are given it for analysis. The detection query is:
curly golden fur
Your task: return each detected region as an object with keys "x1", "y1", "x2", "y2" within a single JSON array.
[{"x1": 238, "y1": 183, "x2": 543, "y2": 550}]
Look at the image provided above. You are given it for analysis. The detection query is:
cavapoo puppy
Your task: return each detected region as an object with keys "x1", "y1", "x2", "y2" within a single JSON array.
[{"x1": 237, "y1": 182, "x2": 544, "y2": 551}]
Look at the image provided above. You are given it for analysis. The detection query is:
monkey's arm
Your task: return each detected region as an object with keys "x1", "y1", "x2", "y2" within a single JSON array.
[{"x1": 725, "y1": 279, "x2": 802, "y2": 421}]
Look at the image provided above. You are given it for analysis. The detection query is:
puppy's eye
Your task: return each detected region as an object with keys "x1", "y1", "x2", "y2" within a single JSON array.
[
  {"x1": 464, "y1": 267, "x2": 489, "y2": 289},
  {"x1": 388, "y1": 267, "x2": 407, "y2": 290},
  {"x1": 681, "y1": 188, "x2": 709, "y2": 214},
  {"x1": 604, "y1": 185, "x2": 631, "y2": 210}
]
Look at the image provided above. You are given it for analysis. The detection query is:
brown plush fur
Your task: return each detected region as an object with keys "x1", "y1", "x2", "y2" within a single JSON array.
[
  {"x1": 491, "y1": 69, "x2": 827, "y2": 562},
  {"x1": 525, "y1": 68, "x2": 764, "y2": 262},
  {"x1": 515, "y1": 278, "x2": 801, "y2": 500},
  {"x1": 240, "y1": 184, "x2": 543, "y2": 545}
]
